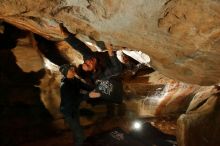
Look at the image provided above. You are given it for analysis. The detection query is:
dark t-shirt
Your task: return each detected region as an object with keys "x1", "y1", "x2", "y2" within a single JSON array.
[
  {"x1": 65, "y1": 34, "x2": 123, "y2": 104},
  {"x1": 60, "y1": 77, "x2": 92, "y2": 117},
  {"x1": 94, "y1": 77, "x2": 123, "y2": 104}
]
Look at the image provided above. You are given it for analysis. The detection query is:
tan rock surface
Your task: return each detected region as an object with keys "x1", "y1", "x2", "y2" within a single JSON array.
[
  {"x1": 0, "y1": 0, "x2": 220, "y2": 85},
  {"x1": 11, "y1": 33, "x2": 44, "y2": 72},
  {"x1": 177, "y1": 88, "x2": 220, "y2": 146}
]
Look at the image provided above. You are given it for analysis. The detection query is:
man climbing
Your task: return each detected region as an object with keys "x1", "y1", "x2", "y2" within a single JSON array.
[
  {"x1": 60, "y1": 24, "x2": 122, "y2": 84},
  {"x1": 87, "y1": 43, "x2": 124, "y2": 104},
  {"x1": 83, "y1": 43, "x2": 125, "y2": 116},
  {"x1": 59, "y1": 64, "x2": 93, "y2": 146},
  {"x1": 60, "y1": 24, "x2": 124, "y2": 115}
]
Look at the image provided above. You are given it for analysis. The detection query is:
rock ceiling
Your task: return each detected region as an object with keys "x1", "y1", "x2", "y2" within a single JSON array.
[{"x1": 0, "y1": 0, "x2": 220, "y2": 85}]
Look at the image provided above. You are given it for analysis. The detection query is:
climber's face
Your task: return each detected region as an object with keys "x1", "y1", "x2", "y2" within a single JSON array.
[{"x1": 82, "y1": 58, "x2": 97, "y2": 72}]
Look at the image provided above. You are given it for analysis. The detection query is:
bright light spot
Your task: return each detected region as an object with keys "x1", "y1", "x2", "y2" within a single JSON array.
[
  {"x1": 85, "y1": 41, "x2": 102, "y2": 51},
  {"x1": 122, "y1": 50, "x2": 151, "y2": 64},
  {"x1": 132, "y1": 121, "x2": 142, "y2": 130},
  {"x1": 85, "y1": 41, "x2": 93, "y2": 46}
]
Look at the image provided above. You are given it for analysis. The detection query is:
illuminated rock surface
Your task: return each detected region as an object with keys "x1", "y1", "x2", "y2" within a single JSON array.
[{"x1": 1, "y1": 0, "x2": 220, "y2": 85}]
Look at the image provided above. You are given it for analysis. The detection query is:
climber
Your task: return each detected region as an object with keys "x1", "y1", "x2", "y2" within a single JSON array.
[
  {"x1": 59, "y1": 24, "x2": 122, "y2": 84},
  {"x1": 85, "y1": 43, "x2": 125, "y2": 116},
  {"x1": 86, "y1": 43, "x2": 123, "y2": 103},
  {"x1": 60, "y1": 24, "x2": 123, "y2": 92},
  {"x1": 60, "y1": 24, "x2": 124, "y2": 115},
  {"x1": 59, "y1": 64, "x2": 93, "y2": 146}
]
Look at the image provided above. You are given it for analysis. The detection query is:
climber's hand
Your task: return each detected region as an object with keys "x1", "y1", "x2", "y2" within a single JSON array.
[
  {"x1": 105, "y1": 43, "x2": 114, "y2": 56},
  {"x1": 89, "y1": 91, "x2": 101, "y2": 98}
]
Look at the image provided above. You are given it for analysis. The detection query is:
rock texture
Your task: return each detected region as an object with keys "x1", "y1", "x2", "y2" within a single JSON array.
[
  {"x1": 123, "y1": 71, "x2": 198, "y2": 117},
  {"x1": 177, "y1": 87, "x2": 220, "y2": 146},
  {"x1": 12, "y1": 33, "x2": 44, "y2": 72},
  {"x1": 1, "y1": 0, "x2": 220, "y2": 85},
  {"x1": 1, "y1": 1, "x2": 220, "y2": 145}
]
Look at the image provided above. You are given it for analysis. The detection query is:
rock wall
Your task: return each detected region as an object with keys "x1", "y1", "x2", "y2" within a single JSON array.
[
  {"x1": 177, "y1": 87, "x2": 220, "y2": 146},
  {"x1": 1, "y1": 0, "x2": 220, "y2": 85}
]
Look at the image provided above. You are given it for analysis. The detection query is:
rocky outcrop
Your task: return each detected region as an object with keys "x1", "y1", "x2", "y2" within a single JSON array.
[
  {"x1": 11, "y1": 33, "x2": 44, "y2": 72},
  {"x1": 1, "y1": 0, "x2": 220, "y2": 85},
  {"x1": 177, "y1": 87, "x2": 220, "y2": 146},
  {"x1": 124, "y1": 71, "x2": 198, "y2": 117}
]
